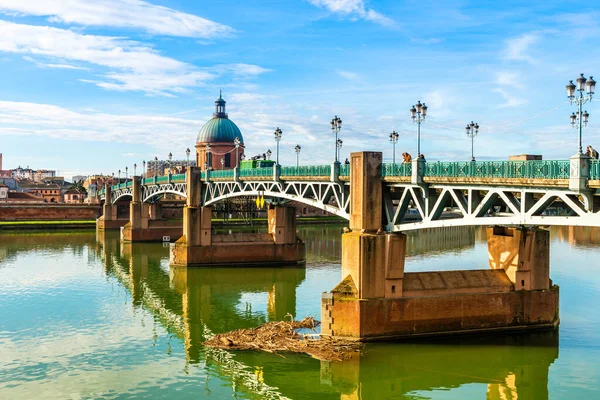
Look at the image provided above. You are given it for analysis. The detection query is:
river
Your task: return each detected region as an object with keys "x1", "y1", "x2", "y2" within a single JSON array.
[{"x1": 1, "y1": 225, "x2": 599, "y2": 399}]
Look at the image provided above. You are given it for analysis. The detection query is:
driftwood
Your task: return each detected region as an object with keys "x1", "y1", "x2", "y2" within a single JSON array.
[{"x1": 203, "y1": 316, "x2": 360, "y2": 361}]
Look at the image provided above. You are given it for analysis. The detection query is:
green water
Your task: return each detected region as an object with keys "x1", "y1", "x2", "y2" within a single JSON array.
[{"x1": 1, "y1": 225, "x2": 599, "y2": 399}]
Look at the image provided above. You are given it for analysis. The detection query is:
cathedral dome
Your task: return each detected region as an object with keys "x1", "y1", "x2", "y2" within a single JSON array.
[{"x1": 196, "y1": 93, "x2": 244, "y2": 144}]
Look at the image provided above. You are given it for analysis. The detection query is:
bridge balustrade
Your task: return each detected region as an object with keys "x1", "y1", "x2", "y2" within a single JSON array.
[
  {"x1": 171, "y1": 173, "x2": 186, "y2": 182},
  {"x1": 280, "y1": 165, "x2": 331, "y2": 177},
  {"x1": 423, "y1": 160, "x2": 570, "y2": 180},
  {"x1": 590, "y1": 160, "x2": 600, "y2": 180},
  {"x1": 239, "y1": 167, "x2": 273, "y2": 178},
  {"x1": 381, "y1": 163, "x2": 412, "y2": 177},
  {"x1": 339, "y1": 164, "x2": 350, "y2": 177},
  {"x1": 210, "y1": 170, "x2": 235, "y2": 179},
  {"x1": 126, "y1": 181, "x2": 133, "y2": 188},
  {"x1": 156, "y1": 175, "x2": 169, "y2": 184}
]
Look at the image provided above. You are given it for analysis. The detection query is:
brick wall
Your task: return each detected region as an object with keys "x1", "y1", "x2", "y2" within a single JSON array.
[{"x1": 0, "y1": 204, "x2": 101, "y2": 221}]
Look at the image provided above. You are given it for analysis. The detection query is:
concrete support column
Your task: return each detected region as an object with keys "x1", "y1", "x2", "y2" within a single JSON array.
[
  {"x1": 149, "y1": 203, "x2": 163, "y2": 220},
  {"x1": 268, "y1": 205, "x2": 296, "y2": 245},
  {"x1": 330, "y1": 161, "x2": 340, "y2": 182},
  {"x1": 128, "y1": 176, "x2": 147, "y2": 230},
  {"x1": 411, "y1": 158, "x2": 425, "y2": 185},
  {"x1": 569, "y1": 153, "x2": 591, "y2": 192},
  {"x1": 487, "y1": 226, "x2": 550, "y2": 291},
  {"x1": 102, "y1": 182, "x2": 116, "y2": 221}
]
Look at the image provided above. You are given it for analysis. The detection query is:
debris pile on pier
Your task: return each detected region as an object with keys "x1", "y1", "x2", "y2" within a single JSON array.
[{"x1": 203, "y1": 316, "x2": 360, "y2": 361}]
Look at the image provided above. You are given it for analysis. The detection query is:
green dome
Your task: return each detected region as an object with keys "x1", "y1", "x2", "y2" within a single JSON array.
[{"x1": 197, "y1": 117, "x2": 244, "y2": 144}]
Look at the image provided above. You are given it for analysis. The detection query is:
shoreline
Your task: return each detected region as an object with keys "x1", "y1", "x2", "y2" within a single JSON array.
[{"x1": 0, "y1": 216, "x2": 347, "y2": 231}]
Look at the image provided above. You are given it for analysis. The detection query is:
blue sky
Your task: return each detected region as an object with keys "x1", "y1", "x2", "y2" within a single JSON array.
[{"x1": 0, "y1": 0, "x2": 598, "y2": 179}]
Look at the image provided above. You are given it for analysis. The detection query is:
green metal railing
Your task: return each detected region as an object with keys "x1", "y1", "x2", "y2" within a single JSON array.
[
  {"x1": 423, "y1": 160, "x2": 570, "y2": 180},
  {"x1": 281, "y1": 165, "x2": 331, "y2": 177},
  {"x1": 126, "y1": 181, "x2": 133, "y2": 188},
  {"x1": 171, "y1": 173, "x2": 186, "y2": 182},
  {"x1": 382, "y1": 163, "x2": 412, "y2": 177},
  {"x1": 156, "y1": 175, "x2": 169, "y2": 184},
  {"x1": 339, "y1": 164, "x2": 350, "y2": 177},
  {"x1": 210, "y1": 169, "x2": 235, "y2": 179},
  {"x1": 591, "y1": 160, "x2": 600, "y2": 180},
  {"x1": 239, "y1": 167, "x2": 273, "y2": 178}
]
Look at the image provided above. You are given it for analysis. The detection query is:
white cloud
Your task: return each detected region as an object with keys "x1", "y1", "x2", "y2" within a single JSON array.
[
  {"x1": 495, "y1": 71, "x2": 523, "y2": 89},
  {"x1": 22, "y1": 55, "x2": 88, "y2": 70},
  {"x1": 308, "y1": 0, "x2": 395, "y2": 27},
  {"x1": 503, "y1": 34, "x2": 538, "y2": 64},
  {"x1": 0, "y1": 0, "x2": 234, "y2": 38},
  {"x1": 410, "y1": 37, "x2": 442, "y2": 45},
  {"x1": 337, "y1": 70, "x2": 360, "y2": 81},
  {"x1": 493, "y1": 88, "x2": 527, "y2": 108},
  {"x1": 0, "y1": 21, "x2": 267, "y2": 96}
]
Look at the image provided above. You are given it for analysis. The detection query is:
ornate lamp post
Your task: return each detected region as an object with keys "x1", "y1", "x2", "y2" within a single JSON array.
[
  {"x1": 186, "y1": 148, "x2": 190, "y2": 167},
  {"x1": 205, "y1": 144, "x2": 211, "y2": 170},
  {"x1": 234, "y1": 137, "x2": 241, "y2": 167},
  {"x1": 133, "y1": 163, "x2": 137, "y2": 176},
  {"x1": 295, "y1": 144, "x2": 301, "y2": 168},
  {"x1": 266, "y1": 149, "x2": 272, "y2": 160},
  {"x1": 220, "y1": 158, "x2": 225, "y2": 170},
  {"x1": 142, "y1": 160, "x2": 146, "y2": 178},
  {"x1": 465, "y1": 121, "x2": 480, "y2": 161},
  {"x1": 567, "y1": 74, "x2": 595, "y2": 154},
  {"x1": 389, "y1": 130, "x2": 399, "y2": 163},
  {"x1": 125, "y1": 166, "x2": 128, "y2": 182},
  {"x1": 118, "y1": 169, "x2": 121, "y2": 183},
  {"x1": 274, "y1": 127, "x2": 282, "y2": 165},
  {"x1": 336, "y1": 138, "x2": 343, "y2": 161},
  {"x1": 331, "y1": 116, "x2": 342, "y2": 162},
  {"x1": 410, "y1": 101, "x2": 428, "y2": 157},
  {"x1": 168, "y1": 152, "x2": 173, "y2": 174}
]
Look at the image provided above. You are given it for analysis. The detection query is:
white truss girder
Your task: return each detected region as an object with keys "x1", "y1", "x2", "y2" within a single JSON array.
[
  {"x1": 385, "y1": 183, "x2": 599, "y2": 231},
  {"x1": 203, "y1": 180, "x2": 350, "y2": 219}
]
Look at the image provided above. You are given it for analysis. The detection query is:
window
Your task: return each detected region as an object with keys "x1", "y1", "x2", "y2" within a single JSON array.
[{"x1": 224, "y1": 153, "x2": 231, "y2": 168}]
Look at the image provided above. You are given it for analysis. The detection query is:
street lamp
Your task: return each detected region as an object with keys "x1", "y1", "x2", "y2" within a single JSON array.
[
  {"x1": 465, "y1": 121, "x2": 480, "y2": 161},
  {"x1": 142, "y1": 160, "x2": 146, "y2": 178},
  {"x1": 118, "y1": 169, "x2": 121, "y2": 183},
  {"x1": 295, "y1": 144, "x2": 301, "y2": 168},
  {"x1": 234, "y1": 137, "x2": 241, "y2": 167},
  {"x1": 266, "y1": 149, "x2": 272, "y2": 160},
  {"x1": 205, "y1": 144, "x2": 211, "y2": 170},
  {"x1": 331, "y1": 116, "x2": 342, "y2": 162},
  {"x1": 220, "y1": 158, "x2": 225, "y2": 170},
  {"x1": 168, "y1": 152, "x2": 172, "y2": 174},
  {"x1": 133, "y1": 163, "x2": 137, "y2": 176},
  {"x1": 125, "y1": 166, "x2": 128, "y2": 181},
  {"x1": 389, "y1": 130, "x2": 399, "y2": 163},
  {"x1": 410, "y1": 100, "x2": 428, "y2": 157},
  {"x1": 274, "y1": 127, "x2": 282, "y2": 165},
  {"x1": 336, "y1": 138, "x2": 343, "y2": 161},
  {"x1": 567, "y1": 73, "x2": 595, "y2": 154},
  {"x1": 186, "y1": 148, "x2": 190, "y2": 167}
]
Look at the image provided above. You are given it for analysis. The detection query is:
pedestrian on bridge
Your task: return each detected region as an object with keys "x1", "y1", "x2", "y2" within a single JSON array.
[
  {"x1": 402, "y1": 152, "x2": 412, "y2": 163},
  {"x1": 419, "y1": 154, "x2": 426, "y2": 162},
  {"x1": 586, "y1": 145, "x2": 599, "y2": 159}
]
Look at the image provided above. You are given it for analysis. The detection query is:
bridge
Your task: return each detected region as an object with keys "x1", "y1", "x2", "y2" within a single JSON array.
[
  {"x1": 95, "y1": 152, "x2": 600, "y2": 341},
  {"x1": 100, "y1": 156, "x2": 600, "y2": 231}
]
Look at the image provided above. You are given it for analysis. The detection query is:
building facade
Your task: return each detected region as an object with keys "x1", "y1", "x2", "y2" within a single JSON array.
[{"x1": 196, "y1": 93, "x2": 245, "y2": 171}]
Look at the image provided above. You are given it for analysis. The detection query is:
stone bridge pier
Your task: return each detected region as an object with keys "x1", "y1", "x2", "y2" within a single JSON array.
[
  {"x1": 170, "y1": 167, "x2": 306, "y2": 267},
  {"x1": 96, "y1": 180, "x2": 129, "y2": 230},
  {"x1": 120, "y1": 176, "x2": 183, "y2": 242},
  {"x1": 322, "y1": 152, "x2": 559, "y2": 341}
]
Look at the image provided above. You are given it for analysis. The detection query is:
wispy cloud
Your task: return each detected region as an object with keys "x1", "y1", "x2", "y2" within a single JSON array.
[
  {"x1": 495, "y1": 71, "x2": 523, "y2": 89},
  {"x1": 0, "y1": 0, "x2": 235, "y2": 38},
  {"x1": 410, "y1": 37, "x2": 441, "y2": 45},
  {"x1": 308, "y1": 0, "x2": 396, "y2": 27},
  {"x1": 22, "y1": 56, "x2": 88, "y2": 71},
  {"x1": 0, "y1": 21, "x2": 267, "y2": 96},
  {"x1": 493, "y1": 88, "x2": 527, "y2": 108},
  {"x1": 337, "y1": 70, "x2": 360, "y2": 81},
  {"x1": 503, "y1": 34, "x2": 538, "y2": 64}
]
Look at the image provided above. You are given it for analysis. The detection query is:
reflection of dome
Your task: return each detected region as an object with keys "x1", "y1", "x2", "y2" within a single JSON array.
[{"x1": 196, "y1": 93, "x2": 244, "y2": 144}]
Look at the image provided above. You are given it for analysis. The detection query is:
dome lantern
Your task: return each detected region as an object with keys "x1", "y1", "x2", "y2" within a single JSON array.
[{"x1": 214, "y1": 89, "x2": 228, "y2": 118}]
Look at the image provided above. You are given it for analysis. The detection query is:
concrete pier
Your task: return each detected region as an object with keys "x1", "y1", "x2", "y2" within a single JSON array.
[
  {"x1": 322, "y1": 152, "x2": 559, "y2": 341},
  {"x1": 96, "y1": 181, "x2": 129, "y2": 230},
  {"x1": 120, "y1": 176, "x2": 182, "y2": 242},
  {"x1": 169, "y1": 167, "x2": 305, "y2": 267}
]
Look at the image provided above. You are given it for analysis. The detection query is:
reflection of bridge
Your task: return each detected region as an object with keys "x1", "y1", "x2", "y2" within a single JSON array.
[
  {"x1": 100, "y1": 156, "x2": 600, "y2": 230},
  {"x1": 93, "y1": 231, "x2": 559, "y2": 400}
]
